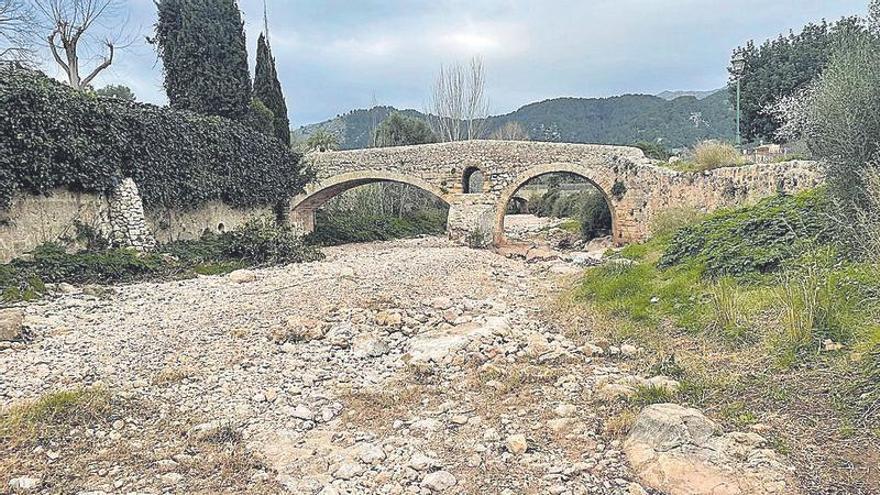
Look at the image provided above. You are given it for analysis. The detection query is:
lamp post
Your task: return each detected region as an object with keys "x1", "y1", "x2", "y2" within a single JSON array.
[{"x1": 732, "y1": 52, "x2": 746, "y2": 148}]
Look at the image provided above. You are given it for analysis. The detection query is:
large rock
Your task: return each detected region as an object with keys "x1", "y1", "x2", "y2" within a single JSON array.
[
  {"x1": 0, "y1": 308, "x2": 24, "y2": 341},
  {"x1": 625, "y1": 404, "x2": 800, "y2": 495},
  {"x1": 525, "y1": 245, "x2": 559, "y2": 263},
  {"x1": 422, "y1": 470, "x2": 457, "y2": 492},
  {"x1": 405, "y1": 317, "x2": 509, "y2": 364},
  {"x1": 227, "y1": 269, "x2": 257, "y2": 284}
]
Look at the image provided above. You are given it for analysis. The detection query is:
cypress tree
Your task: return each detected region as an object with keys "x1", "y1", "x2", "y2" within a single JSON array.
[
  {"x1": 153, "y1": 0, "x2": 253, "y2": 121},
  {"x1": 253, "y1": 32, "x2": 290, "y2": 145}
]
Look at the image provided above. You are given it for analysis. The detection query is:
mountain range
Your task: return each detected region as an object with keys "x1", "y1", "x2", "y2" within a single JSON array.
[{"x1": 292, "y1": 89, "x2": 734, "y2": 150}]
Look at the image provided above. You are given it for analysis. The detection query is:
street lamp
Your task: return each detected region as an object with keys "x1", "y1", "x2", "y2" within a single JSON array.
[{"x1": 731, "y1": 52, "x2": 747, "y2": 148}]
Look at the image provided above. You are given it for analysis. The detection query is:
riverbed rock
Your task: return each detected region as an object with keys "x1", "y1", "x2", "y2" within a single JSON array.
[
  {"x1": 625, "y1": 403, "x2": 800, "y2": 495},
  {"x1": 0, "y1": 308, "x2": 24, "y2": 341}
]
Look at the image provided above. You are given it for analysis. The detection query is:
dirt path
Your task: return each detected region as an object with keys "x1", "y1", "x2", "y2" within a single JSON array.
[{"x1": 1, "y1": 237, "x2": 651, "y2": 494}]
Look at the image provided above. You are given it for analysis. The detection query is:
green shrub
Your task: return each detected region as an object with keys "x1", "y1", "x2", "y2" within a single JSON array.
[
  {"x1": 223, "y1": 217, "x2": 323, "y2": 265},
  {"x1": 10, "y1": 243, "x2": 162, "y2": 285},
  {"x1": 307, "y1": 209, "x2": 447, "y2": 246},
  {"x1": 660, "y1": 190, "x2": 835, "y2": 277},
  {"x1": 0, "y1": 67, "x2": 312, "y2": 210},
  {"x1": 635, "y1": 141, "x2": 672, "y2": 161},
  {"x1": 578, "y1": 191, "x2": 612, "y2": 240},
  {"x1": 0, "y1": 218, "x2": 322, "y2": 298}
]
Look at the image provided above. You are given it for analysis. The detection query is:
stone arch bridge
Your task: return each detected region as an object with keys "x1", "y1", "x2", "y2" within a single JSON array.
[{"x1": 291, "y1": 141, "x2": 822, "y2": 246}]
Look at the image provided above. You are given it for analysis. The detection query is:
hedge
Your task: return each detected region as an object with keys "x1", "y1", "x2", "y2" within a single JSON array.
[{"x1": 0, "y1": 66, "x2": 313, "y2": 210}]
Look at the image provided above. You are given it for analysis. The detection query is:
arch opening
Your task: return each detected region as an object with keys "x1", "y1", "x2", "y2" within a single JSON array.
[
  {"x1": 462, "y1": 167, "x2": 484, "y2": 194},
  {"x1": 292, "y1": 172, "x2": 451, "y2": 246},
  {"x1": 496, "y1": 170, "x2": 615, "y2": 249}
]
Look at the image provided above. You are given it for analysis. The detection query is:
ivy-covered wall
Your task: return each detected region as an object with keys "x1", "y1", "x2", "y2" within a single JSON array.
[{"x1": 0, "y1": 67, "x2": 313, "y2": 211}]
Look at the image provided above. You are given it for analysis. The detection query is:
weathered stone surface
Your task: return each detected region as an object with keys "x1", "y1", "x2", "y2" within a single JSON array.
[
  {"x1": 108, "y1": 178, "x2": 155, "y2": 251},
  {"x1": 422, "y1": 470, "x2": 457, "y2": 491},
  {"x1": 405, "y1": 317, "x2": 507, "y2": 364},
  {"x1": 506, "y1": 434, "x2": 529, "y2": 455},
  {"x1": 0, "y1": 308, "x2": 24, "y2": 341},
  {"x1": 625, "y1": 403, "x2": 800, "y2": 495},
  {"x1": 295, "y1": 141, "x2": 823, "y2": 246},
  {"x1": 7, "y1": 476, "x2": 40, "y2": 493},
  {"x1": 227, "y1": 269, "x2": 257, "y2": 284}
]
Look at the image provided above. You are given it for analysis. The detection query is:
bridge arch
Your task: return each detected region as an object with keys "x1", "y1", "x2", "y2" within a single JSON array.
[
  {"x1": 494, "y1": 163, "x2": 620, "y2": 245},
  {"x1": 290, "y1": 170, "x2": 452, "y2": 234}
]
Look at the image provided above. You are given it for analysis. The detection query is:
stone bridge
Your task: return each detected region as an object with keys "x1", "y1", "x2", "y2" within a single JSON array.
[{"x1": 291, "y1": 141, "x2": 822, "y2": 246}]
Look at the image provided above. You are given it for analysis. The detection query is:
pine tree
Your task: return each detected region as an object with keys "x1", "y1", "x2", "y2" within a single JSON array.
[
  {"x1": 254, "y1": 32, "x2": 291, "y2": 145},
  {"x1": 152, "y1": 0, "x2": 253, "y2": 121}
]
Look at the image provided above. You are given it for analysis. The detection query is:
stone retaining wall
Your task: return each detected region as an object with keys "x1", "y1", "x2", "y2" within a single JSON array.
[
  {"x1": 146, "y1": 201, "x2": 272, "y2": 244},
  {"x1": 0, "y1": 188, "x2": 109, "y2": 262},
  {"x1": 0, "y1": 181, "x2": 272, "y2": 262}
]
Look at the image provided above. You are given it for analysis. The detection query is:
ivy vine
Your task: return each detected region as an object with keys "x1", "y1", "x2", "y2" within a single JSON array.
[{"x1": 0, "y1": 67, "x2": 313, "y2": 210}]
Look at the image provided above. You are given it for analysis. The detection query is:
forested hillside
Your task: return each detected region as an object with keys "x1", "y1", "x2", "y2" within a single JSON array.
[{"x1": 292, "y1": 91, "x2": 734, "y2": 150}]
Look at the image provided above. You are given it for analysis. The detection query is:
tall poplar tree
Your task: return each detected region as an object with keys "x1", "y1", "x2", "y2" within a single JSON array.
[
  {"x1": 152, "y1": 0, "x2": 252, "y2": 121},
  {"x1": 253, "y1": 32, "x2": 290, "y2": 144}
]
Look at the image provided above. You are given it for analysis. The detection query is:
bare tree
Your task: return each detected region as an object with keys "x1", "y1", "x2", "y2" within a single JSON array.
[
  {"x1": 0, "y1": 0, "x2": 36, "y2": 63},
  {"x1": 35, "y1": 0, "x2": 122, "y2": 89},
  {"x1": 427, "y1": 56, "x2": 489, "y2": 142},
  {"x1": 490, "y1": 121, "x2": 529, "y2": 141}
]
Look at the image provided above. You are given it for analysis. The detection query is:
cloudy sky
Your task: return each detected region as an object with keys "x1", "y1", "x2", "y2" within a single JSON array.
[{"x1": 39, "y1": 0, "x2": 868, "y2": 126}]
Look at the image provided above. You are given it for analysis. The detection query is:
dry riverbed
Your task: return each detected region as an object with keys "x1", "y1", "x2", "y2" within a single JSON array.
[{"x1": 0, "y1": 237, "x2": 799, "y2": 494}]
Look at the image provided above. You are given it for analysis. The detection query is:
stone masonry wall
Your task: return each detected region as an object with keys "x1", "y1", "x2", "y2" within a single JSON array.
[
  {"x1": 0, "y1": 188, "x2": 109, "y2": 262},
  {"x1": 299, "y1": 141, "x2": 824, "y2": 245},
  {"x1": 108, "y1": 178, "x2": 156, "y2": 251},
  {"x1": 146, "y1": 201, "x2": 272, "y2": 243},
  {"x1": 0, "y1": 180, "x2": 273, "y2": 261}
]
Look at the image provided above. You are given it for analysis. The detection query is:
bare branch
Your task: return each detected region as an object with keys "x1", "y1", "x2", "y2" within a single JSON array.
[
  {"x1": 427, "y1": 56, "x2": 490, "y2": 142},
  {"x1": 0, "y1": 0, "x2": 37, "y2": 63},
  {"x1": 79, "y1": 39, "x2": 111, "y2": 86},
  {"x1": 47, "y1": 29, "x2": 70, "y2": 73},
  {"x1": 34, "y1": 0, "x2": 125, "y2": 89}
]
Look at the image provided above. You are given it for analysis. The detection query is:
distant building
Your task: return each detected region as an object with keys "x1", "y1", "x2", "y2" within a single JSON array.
[{"x1": 745, "y1": 143, "x2": 790, "y2": 163}]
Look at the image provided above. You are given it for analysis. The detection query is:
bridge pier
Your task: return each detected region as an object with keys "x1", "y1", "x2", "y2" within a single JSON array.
[{"x1": 447, "y1": 197, "x2": 496, "y2": 248}]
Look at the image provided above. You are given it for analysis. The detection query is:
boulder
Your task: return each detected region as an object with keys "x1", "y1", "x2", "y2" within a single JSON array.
[
  {"x1": 494, "y1": 243, "x2": 531, "y2": 260},
  {"x1": 405, "y1": 318, "x2": 507, "y2": 364},
  {"x1": 525, "y1": 246, "x2": 559, "y2": 262},
  {"x1": 227, "y1": 270, "x2": 257, "y2": 284},
  {"x1": 422, "y1": 470, "x2": 457, "y2": 492},
  {"x1": 625, "y1": 403, "x2": 800, "y2": 495},
  {"x1": 0, "y1": 308, "x2": 24, "y2": 341},
  {"x1": 352, "y1": 333, "x2": 389, "y2": 358},
  {"x1": 375, "y1": 310, "x2": 402, "y2": 326}
]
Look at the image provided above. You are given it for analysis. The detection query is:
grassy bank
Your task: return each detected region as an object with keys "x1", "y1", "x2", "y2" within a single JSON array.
[{"x1": 559, "y1": 189, "x2": 880, "y2": 492}]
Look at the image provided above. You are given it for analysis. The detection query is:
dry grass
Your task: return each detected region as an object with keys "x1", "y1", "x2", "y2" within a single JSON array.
[
  {"x1": 554, "y1": 287, "x2": 880, "y2": 494},
  {"x1": 0, "y1": 389, "x2": 282, "y2": 494},
  {"x1": 692, "y1": 140, "x2": 746, "y2": 170},
  {"x1": 603, "y1": 409, "x2": 637, "y2": 437},
  {"x1": 670, "y1": 140, "x2": 748, "y2": 173},
  {"x1": 151, "y1": 365, "x2": 198, "y2": 385}
]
